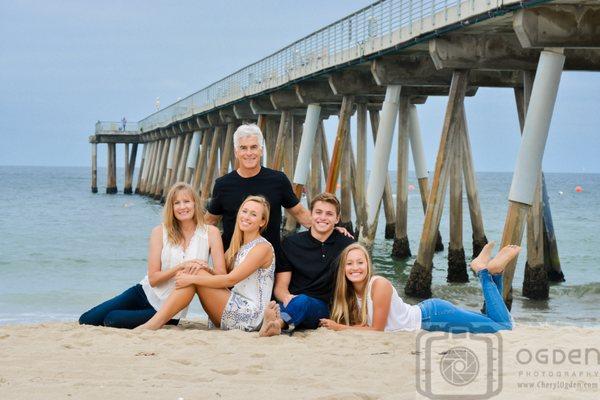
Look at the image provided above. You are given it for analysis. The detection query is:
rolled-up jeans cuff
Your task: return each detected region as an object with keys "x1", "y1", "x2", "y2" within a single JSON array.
[{"x1": 280, "y1": 311, "x2": 295, "y2": 331}]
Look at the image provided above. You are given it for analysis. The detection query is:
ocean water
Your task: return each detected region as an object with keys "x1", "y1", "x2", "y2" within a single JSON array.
[{"x1": 0, "y1": 166, "x2": 598, "y2": 327}]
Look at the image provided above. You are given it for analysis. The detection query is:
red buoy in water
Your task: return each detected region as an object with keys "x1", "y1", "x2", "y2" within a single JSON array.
[{"x1": 575, "y1": 186, "x2": 583, "y2": 193}]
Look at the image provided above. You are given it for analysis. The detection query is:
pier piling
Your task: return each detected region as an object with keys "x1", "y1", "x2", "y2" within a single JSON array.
[
  {"x1": 106, "y1": 143, "x2": 117, "y2": 194},
  {"x1": 91, "y1": 143, "x2": 98, "y2": 193},
  {"x1": 405, "y1": 70, "x2": 469, "y2": 298},
  {"x1": 392, "y1": 96, "x2": 411, "y2": 259}
]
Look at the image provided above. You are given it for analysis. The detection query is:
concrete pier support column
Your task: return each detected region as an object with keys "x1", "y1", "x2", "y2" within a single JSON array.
[
  {"x1": 368, "y1": 110, "x2": 396, "y2": 240},
  {"x1": 355, "y1": 103, "x2": 368, "y2": 236},
  {"x1": 405, "y1": 71, "x2": 469, "y2": 298},
  {"x1": 459, "y1": 109, "x2": 488, "y2": 259},
  {"x1": 154, "y1": 138, "x2": 171, "y2": 199},
  {"x1": 325, "y1": 96, "x2": 354, "y2": 193},
  {"x1": 282, "y1": 117, "x2": 295, "y2": 181},
  {"x1": 192, "y1": 129, "x2": 210, "y2": 193},
  {"x1": 339, "y1": 119, "x2": 353, "y2": 233},
  {"x1": 271, "y1": 111, "x2": 291, "y2": 171},
  {"x1": 359, "y1": 85, "x2": 401, "y2": 249},
  {"x1": 123, "y1": 143, "x2": 132, "y2": 194},
  {"x1": 135, "y1": 143, "x2": 147, "y2": 194},
  {"x1": 408, "y1": 105, "x2": 444, "y2": 252},
  {"x1": 106, "y1": 143, "x2": 117, "y2": 194},
  {"x1": 308, "y1": 122, "x2": 323, "y2": 203},
  {"x1": 162, "y1": 137, "x2": 177, "y2": 199},
  {"x1": 143, "y1": 141, "x2": 157, "y2": 196},
  {"x1": 265, "y1": 117, "x2": 279, "y2": 167},
  {"x1": 283, "y1": 115, "x2": 307, "y2": 236},
  {"x1": 176, "y1": 133, "x2": 192, "y2": 183},
  {"x1": 200, "y1": 126, "x2": 223, "y2": 204},
  {"x1": 147, "y1": 140, "x2": 162, "y2": 196},
  {"x1": 148, "y1": 140, "x2": 163, "y2": 196},
  {"x1": 184, "y1": 131, "x2": 202, "y2": 184},
  {"x1": 447, "y1": 119, "x2": 468, "y2": 282},
  {"x1": 502, "y1": 49, "x2": 565, "y2": 308},
  {"x1": 139, "y1": 142, "x2": 153, "y2": 195},
  {"x1": 169, "y1": 134, "x2": 184, "y2": 189},
  {"x1": 541, "y1": 175, "x2": 564, "y2": 282},
  {"x1": 319, "y1": 121, "x2": 330, "y2": 180},
  {"x1": 392, "y1": 97, "x2": 411, "y2": 259},
  {"x1": 220, "y1": 123, "x2": 236, "y2": 177},
  {"x1": 292, "y1": 103, "x2": 321, "y2": 198},
  {"x1": 91, "y1": 143, "x2": 98, "y2": 193}
]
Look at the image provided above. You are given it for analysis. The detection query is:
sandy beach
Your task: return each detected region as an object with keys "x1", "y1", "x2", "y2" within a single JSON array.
[{"x1": 0, "y1": 321, "x2": 598, "y2": 399}]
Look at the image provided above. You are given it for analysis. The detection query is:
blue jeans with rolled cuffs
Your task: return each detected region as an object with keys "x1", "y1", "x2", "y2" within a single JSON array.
[
  {"x1": 419, "y1": 270, "x2": 512, "y2": 334},
  {"x1": 279, "y1": 294, "x2": 330, "y2": 330},
  {"x1": 79, "y1": 284, "x2": 179, "y2": 329}
]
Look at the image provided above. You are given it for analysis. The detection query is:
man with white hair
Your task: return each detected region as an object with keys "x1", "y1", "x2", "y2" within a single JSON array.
[{"x1": 205, "y1": 123, "x2": 312, "y2": 266}]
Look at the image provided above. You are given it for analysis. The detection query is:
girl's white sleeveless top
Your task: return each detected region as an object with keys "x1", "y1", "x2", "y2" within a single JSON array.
[
  {"x1": 360, "y1": 276, "x2": 421, "y2": 332},
  {"x1": 140, "y1": 224, "x2": 210, "y2": 319}
]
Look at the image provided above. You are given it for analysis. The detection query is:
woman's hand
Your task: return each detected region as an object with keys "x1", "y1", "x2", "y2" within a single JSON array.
[
  {"x1": 175, "y1": 272, "x2": 196, "y2": 289},
  {"x1": 319, "y1": 318, "x2": 345, "y2": 331},
  {"x1": 182, "y1": 259, "x2": 210, "y2": 275}
]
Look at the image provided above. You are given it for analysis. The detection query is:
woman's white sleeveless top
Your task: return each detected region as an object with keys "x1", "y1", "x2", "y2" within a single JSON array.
[
  {"x1": 360, "y1": 276, "x2": 421, "y2": 332},
  {"x1": 140, "y1": 224, "x2": 210, "y2": 319}
]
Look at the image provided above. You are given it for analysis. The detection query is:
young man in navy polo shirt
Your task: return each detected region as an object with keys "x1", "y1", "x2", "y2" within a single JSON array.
[{"x1": 259, "y1": 192, "x2": 354, "y2": 337}]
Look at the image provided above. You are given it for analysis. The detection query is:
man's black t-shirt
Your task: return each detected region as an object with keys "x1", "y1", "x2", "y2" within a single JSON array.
[
  {"x1": 207, "y1": 167, "x2": 299, "y2": 263},
  {"x1": 277, "y1": 229, "x2": 355, "y2": 305}
]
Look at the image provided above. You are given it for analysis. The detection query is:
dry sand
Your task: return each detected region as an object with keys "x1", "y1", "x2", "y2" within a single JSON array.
[{"x1": 0, "y1": 321, "x2": 598, "y2": 399}]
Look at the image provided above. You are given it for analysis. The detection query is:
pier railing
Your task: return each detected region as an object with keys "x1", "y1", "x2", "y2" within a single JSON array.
[
  {"x1": 95, "y1": 121, "x2": 140, "y2": 134},
  {"x1": 137, "y1": 0, "x2": 541, "y2": 132}
]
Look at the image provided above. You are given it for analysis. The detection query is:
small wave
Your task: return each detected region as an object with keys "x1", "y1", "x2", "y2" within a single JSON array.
[{"x1": 551, "y1": 282, "x2": 600, "y2": 297}]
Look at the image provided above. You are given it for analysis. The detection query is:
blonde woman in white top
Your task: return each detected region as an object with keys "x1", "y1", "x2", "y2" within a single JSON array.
[
  {"x1": 138, "y1": 195, "x2": 275, "y2": 332},
  {"x1": 320, "y1": 242, "x2": 519, "y2": 334},
  {"x1": 79, "y1": 183, "x2": 226, "y2": 329}
]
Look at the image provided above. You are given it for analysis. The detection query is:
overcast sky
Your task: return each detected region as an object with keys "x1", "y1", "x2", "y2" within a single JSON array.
[{"x1": 1, "y1": 0, "x2": 598, "y2": 173}]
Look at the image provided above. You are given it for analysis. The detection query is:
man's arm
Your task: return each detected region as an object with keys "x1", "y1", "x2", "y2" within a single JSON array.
[
  {"x1": 274, "y1": 271, "x2": 295, "y2": 306},
  {"x1": 287, "y1": 203, "x2": 312, "y2": 229},
  {"x1": 204, "y1": 211, "x2": 221, "y2": 226}
]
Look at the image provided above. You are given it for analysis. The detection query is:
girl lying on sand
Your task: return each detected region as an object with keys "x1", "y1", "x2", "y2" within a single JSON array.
[{"x1": 320, "y1": 242, "x2": 518, "y2": 334}]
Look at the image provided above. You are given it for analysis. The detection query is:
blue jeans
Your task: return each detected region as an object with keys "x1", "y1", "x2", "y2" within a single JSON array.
[
  {"x1": 79, "y1": 284, "x2": 179, "y2": 329},
  {"x1": 419, "y1": 270, "x2": 512, "y2": 334},
  {"x1": 279, "y1": 294, "x2": 329, "y2": 330}
]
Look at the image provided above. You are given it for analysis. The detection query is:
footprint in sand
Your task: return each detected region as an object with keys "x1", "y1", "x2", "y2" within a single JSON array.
[
  {"x1": 172, "y1": 359, "x2": 192, "y2": 365},
  {"x1": 135, "y1": 351, "x2": 156, "y2": 357},
  {"x1": 245, "y1": 364, "x2": 265, "y2": 375},
  {"x1": 250, "y1": 353, "x2": 266, "y2": 358},
  {"x1": 0, "y1": 334, "x2": 10, "y2": 340},
  {"x1": 210, "y1": 368, "x2": 239, "y2": 376}
]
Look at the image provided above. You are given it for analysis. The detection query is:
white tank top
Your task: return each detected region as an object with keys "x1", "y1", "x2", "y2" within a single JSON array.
[
  {"x1": 140, "y1": 224, "x2": 210, "y2": 319},
  {"x1": 359, "y1": 276, "x2": 421, "y2": 332}
]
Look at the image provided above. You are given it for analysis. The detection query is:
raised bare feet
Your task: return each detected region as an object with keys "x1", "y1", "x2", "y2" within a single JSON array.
[
  {"x1": 470, "y1": 241, "x2": 495, "y2": 273},
  {"x1": 259, "y1": 301, "x2": 282, "y2": 337},
  {"x1": 486, "y1": 245, "x2": 521, "y2": 275}
]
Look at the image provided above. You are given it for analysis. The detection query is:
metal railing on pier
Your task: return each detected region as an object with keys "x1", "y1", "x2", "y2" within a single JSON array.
[{"x1": 137, "y1": 0, "x2": 544, "y2": 132}]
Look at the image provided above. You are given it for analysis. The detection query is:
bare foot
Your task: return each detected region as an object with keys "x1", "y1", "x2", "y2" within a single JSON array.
[
  {"x1": 259, "y1": 301, "x2": 281, "y2": 337},
  {"x1": 486, "y1": 245, "x2": 521, "y2": 275},
  {"x1": 134, "y1": 322, "x2": 157, "y2": 331},
  {"x1": 470, "y1": 241, "x2": 495, "y2": 273}
]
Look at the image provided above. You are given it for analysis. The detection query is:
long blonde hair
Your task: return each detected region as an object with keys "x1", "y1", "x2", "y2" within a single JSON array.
[
  {"x1": 330, "y1": 243, "x2": 374, "y2": 326},
  {"x1": 163, "y1": 182, "x2": 205, "y2": 246},
  {"x1": 225, "y1": 195, "x2": 270, "y2": 272}
]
